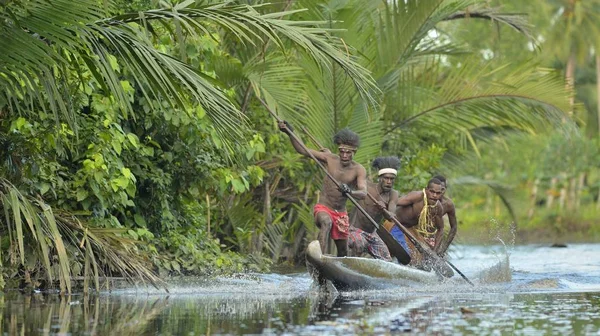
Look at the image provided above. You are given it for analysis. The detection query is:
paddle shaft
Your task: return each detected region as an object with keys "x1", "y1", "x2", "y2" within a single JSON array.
[
  {"x1": 301, "y1": 126, "x2": 329, "y2": 152},
  {"x1": 261, "y1": 101, "x2": 385, "y2": 234},
  {"x1": 367, "y1": 193, "x2": 474, "y2": 286}
]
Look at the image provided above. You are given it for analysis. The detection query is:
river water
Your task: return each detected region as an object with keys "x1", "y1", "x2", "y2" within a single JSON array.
[{"x1": 3, "y1": 244, "x2": 600, "y2": 335}]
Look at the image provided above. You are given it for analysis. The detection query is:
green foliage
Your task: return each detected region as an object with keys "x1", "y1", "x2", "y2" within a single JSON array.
[
  {"x1": 153, "y1": 229, "x2": 268, "y2": 276},
  {"x1": 0, "y1": 0, "x2": 591, "y2": 293},
  {"x1": 0, "y1": 0, "x2": 385, "y2": 291}
]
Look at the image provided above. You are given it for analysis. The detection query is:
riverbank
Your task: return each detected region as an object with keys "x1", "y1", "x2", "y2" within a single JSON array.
[{"x1": 456, "y1": 204, "x2": 600, "y2": 245}]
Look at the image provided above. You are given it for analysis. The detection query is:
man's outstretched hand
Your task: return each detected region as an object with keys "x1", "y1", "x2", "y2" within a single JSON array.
[
  {"x1": 338, "y1": 183, "x2": 352, "y2": 196},
  {"x1": 278, "y1": 120, "x2": 294, "y2": 134}
]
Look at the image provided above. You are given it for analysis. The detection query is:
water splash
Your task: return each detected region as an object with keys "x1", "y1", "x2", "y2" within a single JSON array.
[{"x1": 475, "y1": 237, "x2": 512, "y2": 284}]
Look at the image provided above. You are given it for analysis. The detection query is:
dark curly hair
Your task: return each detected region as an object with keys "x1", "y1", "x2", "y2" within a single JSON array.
[
  {"x1": 372, "y1": 156, "x2": 401, "y2": 170},
  {"x1": 332, "y1": 128, "x2": 360, "y2": 148},
  {"x1": 433, "y1": 175, "x2": 447, "y2": 187},
  {"x1": 427, "y1": 178, "x2": 443, "y2": 188}
]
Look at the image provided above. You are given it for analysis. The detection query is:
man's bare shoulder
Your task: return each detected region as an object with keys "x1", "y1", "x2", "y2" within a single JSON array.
[
  {"x1": 406, "y1": 190, "x2": 424, "y2": 197},
  {"x1": 442, "y1": 197, "x2": 456, "y2": 209},
  {"x1": 397, "y1": 190, "x2": 423, "y2": 204},
  {"x1": 351, "y1": 160, "x2": 367, "y2": 172}
]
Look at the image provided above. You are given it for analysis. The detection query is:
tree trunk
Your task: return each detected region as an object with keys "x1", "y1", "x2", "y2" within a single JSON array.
[
  {"x1": 558, "y1": 174, "x2": 567, "y2": 210},
  {"x1": 528, "y1": 178, "x2": 539, "y2": 219},
  {"x1": 596, "y1": 53, "x2": 600, "y2": 134},
  {"x1": 547, "y1": 177, "x2": 558, "y2": 208},
  {"x1": 484, "y1": 173, "x2": 493, "y2": 212},
  {"x1": 567, "y1": 177, "x2": 577, "y2": 211},
  {"x1": 576, "y1": 172, "x2": 586, "y2": 209},
  {"x1": 565, "y1": 52, "x2": 576, "y2": 117},
  {"x1": 597, "y1": 184, "x2": 600, "y2": 210},
  {"x1": 558, "y1": 187, "x2": 567, "y2": 210},
  {"x1": 206, "y1": 194, "x2": 211, "y2": 236},
  {"x1": 257, "y1": 178, "x2": 272, "y2": 254}
]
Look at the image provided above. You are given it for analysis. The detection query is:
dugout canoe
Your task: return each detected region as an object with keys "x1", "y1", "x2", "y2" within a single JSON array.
[{"x1": 305, "y1": 240, "x2": 442, "y2": 291}]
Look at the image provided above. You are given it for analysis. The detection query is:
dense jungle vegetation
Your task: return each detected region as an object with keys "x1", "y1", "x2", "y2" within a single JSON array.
[{"x1": 0, "y1": 0, "x2": 597, "y2": 292}]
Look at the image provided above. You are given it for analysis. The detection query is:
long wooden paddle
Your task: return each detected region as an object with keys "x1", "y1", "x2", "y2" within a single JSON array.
[
  {"x1": 259, "y1": 99, "x2": 411, "y2": 265},
  {"x1": 295, "y1": 122, "x2": 473, "y2": 284}
]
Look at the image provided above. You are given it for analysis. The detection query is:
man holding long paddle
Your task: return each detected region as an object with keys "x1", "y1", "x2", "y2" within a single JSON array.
[
  {"x1": 278, "y1": 121, "x2": 367, "y2": 257},
  {"x1": 273, "y1": 113, "x2": 472, "y2": 285},
  {"x1": 347, "y1": 157, "x2": 400, "y2": 261}
]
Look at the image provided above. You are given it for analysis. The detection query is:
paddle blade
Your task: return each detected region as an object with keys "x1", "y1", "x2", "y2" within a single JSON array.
[{"x1": 376, "y1": 226, "x2": 411, "y2": 265}]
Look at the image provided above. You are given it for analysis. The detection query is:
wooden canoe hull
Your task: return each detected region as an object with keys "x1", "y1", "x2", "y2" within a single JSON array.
[{"x1": 305, "y1": 240, "x2": 441, "y2": 291}]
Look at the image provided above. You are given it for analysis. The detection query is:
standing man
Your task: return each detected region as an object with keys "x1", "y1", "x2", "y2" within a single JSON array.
[
  {"x1": 347, "y1": 157, "x2": 401, "y2": 261},
  {"x1": 278, "y1": 122, "x2": 367, "y2": 257},
  {"x1": 432, "y1": 175, "x2": 458, "y2": 256},
  {"x1": 394, "y1": 178, "x2": 445, "y2": 253}
]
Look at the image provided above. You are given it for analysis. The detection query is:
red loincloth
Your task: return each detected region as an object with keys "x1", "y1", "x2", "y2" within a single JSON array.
[{"x1": 313, "y1": 204, "x2": 350, "y2": 240}]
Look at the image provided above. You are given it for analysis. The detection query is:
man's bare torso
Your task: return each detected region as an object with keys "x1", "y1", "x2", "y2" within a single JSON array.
[
  {"x1": 350, "y1": 182, "x2": 396, "y2": 233},
  {"x1": 396, "y1": 191, "x2": 443, "y2": 228},
  {"x1": 318, "y1": 154, "x2": 361, "y2": 211}
]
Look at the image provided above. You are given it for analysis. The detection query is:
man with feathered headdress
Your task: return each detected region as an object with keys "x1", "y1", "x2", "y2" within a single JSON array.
[
  {"x1": 347, "y1": 156, "x2": 401, "y2": 261},
  {"x1": 279, "y1": 122, "x2": 367, "y2": 257}
]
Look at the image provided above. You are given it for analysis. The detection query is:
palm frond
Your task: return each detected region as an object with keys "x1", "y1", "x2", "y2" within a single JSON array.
[
  {"x1": 442, "y1": 7, "x2": 534, "y2": 41},
  {"x1": 262, "y1": 212, "x2": 289, "y2": 262},
  {"x1": 0, "y1": 178, "x2": 163, "y2": 293},
  {"x1": 347, "y1": 103, "x2": 384, "y2": 165},
  {"x1": 1, "y1": 0, "x2": 380, "y2": 149},
  {"x1": 386, "y1": 60, "x2": 571, "y2": 137},
  {"x1": 246, "y1": 54, "x2": 307, "y2": 117},
  {"x1": 111, "y1": 2, "x2": 380, "y2": 109}
]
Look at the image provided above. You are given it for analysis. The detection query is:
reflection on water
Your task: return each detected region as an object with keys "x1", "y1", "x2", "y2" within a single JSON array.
[
  {"x1": 0, "y1": 293, "x2": 169, "y2": 335},
  {"x1": 1, "y1": 244, "x2": 600, "y2": 335},
  {"x1": 3, "y1": 287, "x2": 600, "y2": 334}
]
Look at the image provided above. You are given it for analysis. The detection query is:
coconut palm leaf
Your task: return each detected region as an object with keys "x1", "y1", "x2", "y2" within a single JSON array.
[
  {"x1": 288, "y1": 0, "x2": 548, "y2": 165},
  {"x1": 245, "y1": 54, "x2": 308, "y2": 117},
  {"x1": 0, "y1": 0, "x2": 379, "y2": 147},
  {"x1": 262, "y1": 212, "x2": 289, "y2": 261},
  {"x1": 386, "y1": 60, "x2": 570, "y2": 138},
  {"x1": 0, "y1": 178, "x2": 163, "y2": 293}
]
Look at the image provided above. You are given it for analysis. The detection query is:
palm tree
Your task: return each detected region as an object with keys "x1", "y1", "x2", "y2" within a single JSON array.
[
  {"x1": 287, "y1": 0, "x2": 570, "y2": 163},
  {"x1": 223, "y1": 0, "x2": 572, "y2": 260},
  {"x1": 0, "y1": 0, "x2": 379, "y2": 292}
]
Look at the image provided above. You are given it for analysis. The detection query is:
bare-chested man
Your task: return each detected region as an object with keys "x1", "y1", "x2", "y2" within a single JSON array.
[
  {"x1": 432, "y1": 175, "x2": 458, "y2": 256},
  {"x1": 347, "y1": 157, "x2": 400, "y2": 261},
  {"x1": 394, "y1": 178, "x2": 445, "y2": 253},
  {"x1": 278, "y1": 122, "x2": 367, "y2": 257}
]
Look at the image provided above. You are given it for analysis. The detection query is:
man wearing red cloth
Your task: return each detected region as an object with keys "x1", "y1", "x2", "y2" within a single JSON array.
[{"x1": 279, "y1": 121, "x2": 367, "y2": 257}]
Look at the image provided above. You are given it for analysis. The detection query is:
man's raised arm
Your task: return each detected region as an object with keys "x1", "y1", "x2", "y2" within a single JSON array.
[
  {"x1": 278, "y1": 121, "x2": 328, "y2": 162},
  {"x1": 433, "y1": 214, "x2": 444, "y2": 254},
  {"x1": 438, "y1": 201, "x2": 458, "y2": 254}
]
